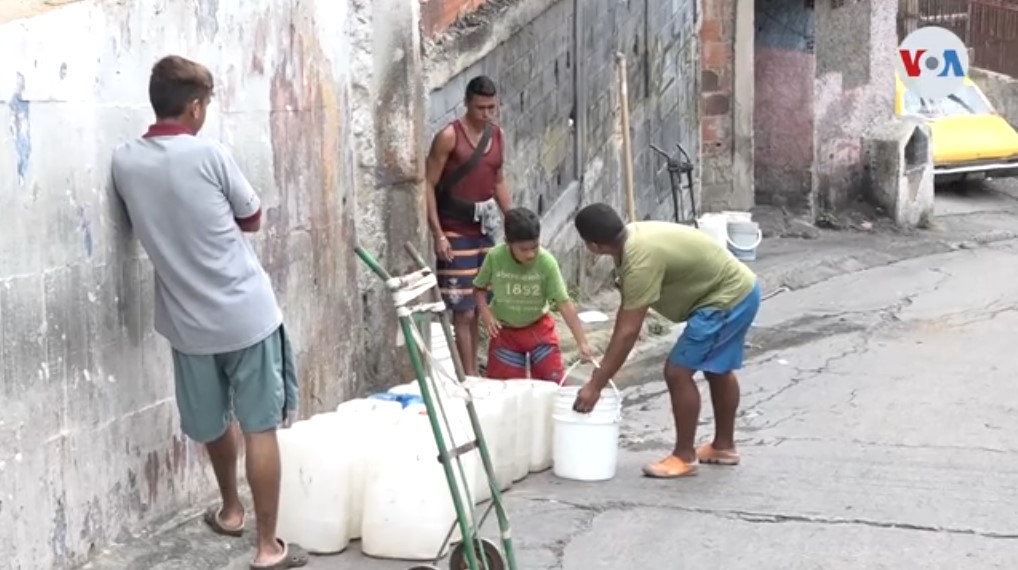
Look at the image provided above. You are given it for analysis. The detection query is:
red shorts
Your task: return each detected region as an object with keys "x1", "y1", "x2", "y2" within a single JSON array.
[{"x1": 485, "y1": 313, "x2": 564, "y2": 383}]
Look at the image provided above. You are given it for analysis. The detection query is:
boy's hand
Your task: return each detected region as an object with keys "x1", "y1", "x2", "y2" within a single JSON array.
[
  {"x1": 578, "y1": 342, "x2": 596, "y2": 363},
  {"x1": 481, "y1": 311, "x2": 501, "y2": 338}
]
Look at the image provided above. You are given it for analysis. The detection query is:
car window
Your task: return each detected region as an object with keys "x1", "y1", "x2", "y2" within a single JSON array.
[{"x1": 903, "y1": 84, "x2": 994, "y2": 118}]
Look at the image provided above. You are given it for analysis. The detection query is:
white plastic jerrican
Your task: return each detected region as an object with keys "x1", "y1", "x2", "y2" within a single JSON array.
[
  {"x1": 464, "y1": 377, "x2": 516, "y2": 494},
  {"x1": 505, "y1": 381, "x2": 535, "y2": 482},
  {"x1": 333, "y1": 398, "x2": 403, "y2": 540},
  {"x1": 552, "y1": 364, "x2": 623, "y2": 482},
  {"x1": 696, "y1": 212, "x2": 729, "y2": 248},
  {"x1": 360, "y1": 401, "x2": 479, "y2": 560},
  {"x1": 276, "y1": 416, "x2": 352, "y2": 554},
  {"x1": 525, "y1": 380, "x2": 559, "y2": 473}
]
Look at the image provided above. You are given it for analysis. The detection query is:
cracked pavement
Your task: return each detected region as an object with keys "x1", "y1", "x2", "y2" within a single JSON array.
[
  {"x1": 82, "y1": 184, "x2": 1018, "y2": 570},
  {"x1": 328, "y1": 240, "x2": 1018, "y2": 569}
]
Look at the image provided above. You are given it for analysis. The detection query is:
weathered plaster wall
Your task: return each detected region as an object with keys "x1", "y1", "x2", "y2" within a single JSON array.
[
  {"x1": 423, "y1": 0, "x2": 700, "y2": 292},
  {"x1": 813, "y1": 0, "x2": 897, "y2": 212},
  {"x1": 0, "y1": 1, "x2": 423, "y2": 568},
  {"x1": 754, "y1": 0, "x2": 815, "y2": 212},
  {"x1": 971, "y1": 66, "x2": 1018, "y2": 128}
]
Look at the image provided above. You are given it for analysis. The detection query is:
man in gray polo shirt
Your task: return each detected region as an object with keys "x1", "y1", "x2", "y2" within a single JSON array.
[{"x1": 111, "y1": 55, "x2": 306, "y2": 570}]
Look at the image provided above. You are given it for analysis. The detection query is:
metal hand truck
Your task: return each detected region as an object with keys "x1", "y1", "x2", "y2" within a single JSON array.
[
  {"x1": 354, "y1": 242, "x2": 517, "y2": 570},
  {"x1": 650, "y1": 142, "x2": 699, "y2": 226}
]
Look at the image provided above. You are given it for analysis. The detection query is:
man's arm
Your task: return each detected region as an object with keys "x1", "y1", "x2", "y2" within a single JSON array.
[
  {"x1": 424, "y1": 126, "x2": 456, "y2": 239},
  {"x1": 212, "y1": 143, "x2": 262, "y2": 233},
  {"x1": 590, "y1": 305, "x2": 648, "y2": 388},
  {"x1": 493, "y1": 167, "x2": 510, "y2": 213},
  {"x1": 590, "y1": 262, "x2": 663, "y2": 388}
]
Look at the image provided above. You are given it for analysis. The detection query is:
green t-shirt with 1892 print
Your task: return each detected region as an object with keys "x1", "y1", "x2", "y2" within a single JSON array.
[{"x1": 473, "y1": 244, "x2": 571, "y2": 328}]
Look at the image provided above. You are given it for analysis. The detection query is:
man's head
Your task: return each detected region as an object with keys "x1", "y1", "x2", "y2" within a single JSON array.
[
  {"x1": 504, "y1": 207, "x2": 541, "y2": 265},
  {"x1": 464, "y1": 75, "x2": 498, "y2": 127},
  {"x1": 149, "y1": 55, "x2": 215, "y2": 133},
  {"x1": 574, "y1": 203, "x2": 627, "y2": 255}
]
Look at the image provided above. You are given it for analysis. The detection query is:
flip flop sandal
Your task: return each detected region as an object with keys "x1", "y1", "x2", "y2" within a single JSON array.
[
  {"x1": 250, "y1": 540, "x2": 309, "y2": 570},
  {"x1": 642, "y1": 455, "x2": 699, "y2": 479},
  {"x1": 203, "y1": 506, "x2": 245, "y2": 537},
  {"x1": 696, "y1": 444, "x2": 740, "y2": 466}
]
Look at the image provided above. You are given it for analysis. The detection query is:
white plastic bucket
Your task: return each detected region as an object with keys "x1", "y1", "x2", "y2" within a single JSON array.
[
  {"x1": 726, "y1": 220, "x2": 763, "y2": 262},
  {"x1": 552, "y1": 363, "x2": 623, "y2": 482},
  {"x1": 696, "y1": 213, "x2": 729, "y2": 248}
]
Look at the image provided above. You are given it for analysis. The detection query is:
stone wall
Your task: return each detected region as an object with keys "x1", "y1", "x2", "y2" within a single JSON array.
[
  {"x1": 0, "y1": 1, "x2": 424, "y2": 568},
  {"x1": 423, "y1": 0, "x2": 701, "y2": 292}
]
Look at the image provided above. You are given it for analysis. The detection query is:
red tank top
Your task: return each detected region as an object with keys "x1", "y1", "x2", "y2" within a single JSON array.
[{"x1": 438, "y1": 119, "x2": 503, "y2": 236}]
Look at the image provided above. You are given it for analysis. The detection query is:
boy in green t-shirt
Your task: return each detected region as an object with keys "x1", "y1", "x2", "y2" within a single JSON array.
[{"x1": 473, "y1": 207, "x2": 594, "y2": 382}]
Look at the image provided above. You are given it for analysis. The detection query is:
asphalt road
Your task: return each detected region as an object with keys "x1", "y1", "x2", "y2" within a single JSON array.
[{"x1": 84, "y1": 182, "x2": 1018, "y2": 570}]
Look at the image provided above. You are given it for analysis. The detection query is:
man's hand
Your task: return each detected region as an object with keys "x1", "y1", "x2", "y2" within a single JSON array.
[
  {"x1": 434, "y1": 234, "x2": 453, "y2": 262},
  {"x1": 572, "y1": 380, "x2": 602, "y2": 413}
]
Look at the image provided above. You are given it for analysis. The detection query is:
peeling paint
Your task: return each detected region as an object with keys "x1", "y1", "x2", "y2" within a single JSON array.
[{"x1": 8, "y1": 72, "x2": 31, "y2": 186}]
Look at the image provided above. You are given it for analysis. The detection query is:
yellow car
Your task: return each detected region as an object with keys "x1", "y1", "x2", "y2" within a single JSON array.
[{"x1": 894, "y1": 75, "x2": 1018, "y2": 183}]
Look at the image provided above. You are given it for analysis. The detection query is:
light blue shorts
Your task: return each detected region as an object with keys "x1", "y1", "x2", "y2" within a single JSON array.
[
  {"x1": 668, "y1": 281, "x2": 762, "y2": 374},
  {"x1": 172, "y1": 324, "x2": 299, "y2": 443}
]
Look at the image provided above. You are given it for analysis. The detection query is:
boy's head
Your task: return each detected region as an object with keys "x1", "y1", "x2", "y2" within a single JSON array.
[
  {"x1": 149, "y1": 55, "x2": 215, "y2": 134},
  {"x1": 574, "y1": 203, "x2": 626, "y2": 255},
  {"x1": 504, "y1": 207, "x2": 541, "y2": 264}
]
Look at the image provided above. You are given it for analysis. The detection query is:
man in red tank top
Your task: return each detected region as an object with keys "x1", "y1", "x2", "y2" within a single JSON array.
[{"x1": 425, "y1": 75, "x2": 511, "y2": 376}]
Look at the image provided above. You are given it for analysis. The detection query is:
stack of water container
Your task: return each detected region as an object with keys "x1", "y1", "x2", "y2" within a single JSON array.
[{"x1": 274, "y1": 323, "x2": 560, "y2": 561}]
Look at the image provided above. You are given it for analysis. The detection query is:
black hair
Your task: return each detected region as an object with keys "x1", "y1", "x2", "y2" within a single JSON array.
[
  {"x1": 149, "y1": 55, "x2": 214, "y2": 119},
  {"x1": 465, "y1": 75, "x2": 498, "y2": 101},
  {"x1": 574, "y1": 203, "x2": 626, "y2": 245},
  {"x1": 504, "y1": 207, "x2": 541, "y2": 242}
]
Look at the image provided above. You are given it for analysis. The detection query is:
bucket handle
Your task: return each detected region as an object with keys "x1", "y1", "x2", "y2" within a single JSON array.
[
  {"x1": 726, "y1": 228, "x2": 762, "y2": 251},
  {"x1": 558, "y1": 359, "x2": 622, "y2": 418}
]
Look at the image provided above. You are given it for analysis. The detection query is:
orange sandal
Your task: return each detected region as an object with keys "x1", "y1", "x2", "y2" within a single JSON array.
[
  {"x1": 642, "y1": 455, "x2": 699, "y2": 478},
  {"x1": 696, "y1": 444, "x2": 740, "y2": 465}
]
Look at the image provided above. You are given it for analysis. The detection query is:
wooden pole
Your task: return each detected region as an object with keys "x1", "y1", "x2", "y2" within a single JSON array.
[{"x1": 616, "y1": 52, "x2": 637, "y2": 222}]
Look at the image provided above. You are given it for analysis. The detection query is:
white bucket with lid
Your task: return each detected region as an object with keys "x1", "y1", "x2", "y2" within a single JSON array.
[{"x1": 552, "y1": 362, "x2": 623, "y2": 482}]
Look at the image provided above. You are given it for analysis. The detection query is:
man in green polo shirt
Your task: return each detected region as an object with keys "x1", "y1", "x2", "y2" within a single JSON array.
[{"x1": 571, "y1": 203, "x2": 761, "y2": 479}]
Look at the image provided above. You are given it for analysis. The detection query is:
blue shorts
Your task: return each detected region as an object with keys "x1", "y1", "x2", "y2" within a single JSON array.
[
  {"x1": 668, "y1": 281, "x2": 762, "y2": 374},
  {"x1": 436, "y1": 232, "x2": 494, "y2": 313}
]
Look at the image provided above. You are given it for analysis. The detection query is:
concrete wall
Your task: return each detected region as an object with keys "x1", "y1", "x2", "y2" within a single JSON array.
[
  {"x1": 700, "y1": 0, "x2": 754, "y2": 211},
  {"x1": 423, "y1": 0, "x2": 701, "y2": 293},
  {"x1": 0, "y1": 1, "x2": 425, "y2": 568},
  {"x1": 812, "y1": 0, "x2": 897, "y2": 213},
  {"x1": 753, "y1": 0, "x2": 815, "y2": 213},
  {"x1": 970, "y1": 67, "x2": 1018, "y2": 128}
]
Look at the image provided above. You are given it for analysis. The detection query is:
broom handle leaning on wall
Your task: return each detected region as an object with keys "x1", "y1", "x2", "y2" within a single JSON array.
[{"x1": 616, "y1": 52, "x2": 637, "y2": 222}]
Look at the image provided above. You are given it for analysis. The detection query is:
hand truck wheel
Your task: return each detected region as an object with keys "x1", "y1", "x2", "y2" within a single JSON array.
[
  {"x1": 407, "y1": 566, "x2": 441, "y2": 570},
  {"x1": 448, "y1": 537, "x2": 506, "y2": 570}
]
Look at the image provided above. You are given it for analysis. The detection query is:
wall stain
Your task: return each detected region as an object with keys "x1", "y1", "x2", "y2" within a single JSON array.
[
  {"x1": 267, "y1": 7, "x2": 357, "y2": 414},
  {"x1": 77, "y1": 206, "x2": 93, "y2": 257},
  {"x1": 8, "y1": 72, "x2": 31, "y2": 186},
  {"x1": 143, "y1": 451, "x2": 160, "y2": 505},
  {"x1": 194, "y1": 0, "x2": 220, "y2": 41}
]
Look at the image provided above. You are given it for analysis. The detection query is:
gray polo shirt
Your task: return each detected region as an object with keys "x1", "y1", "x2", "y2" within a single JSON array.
[{"x1": 111, "y1": 127, "x2": 282, "y2": 356}]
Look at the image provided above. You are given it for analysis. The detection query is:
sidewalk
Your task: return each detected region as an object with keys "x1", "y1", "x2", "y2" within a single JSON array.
[{"x1": 79, "y1": 186, "x2": 1018, "y2": 570}]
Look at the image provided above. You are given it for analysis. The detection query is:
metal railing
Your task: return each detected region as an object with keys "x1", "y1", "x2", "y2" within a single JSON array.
[
  {"x1": 969, "y1": 0, "x2": 1018, "y2": 77},
  {"x1": 898, "y1": 0, "x2": 970, "y2": 41}
]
